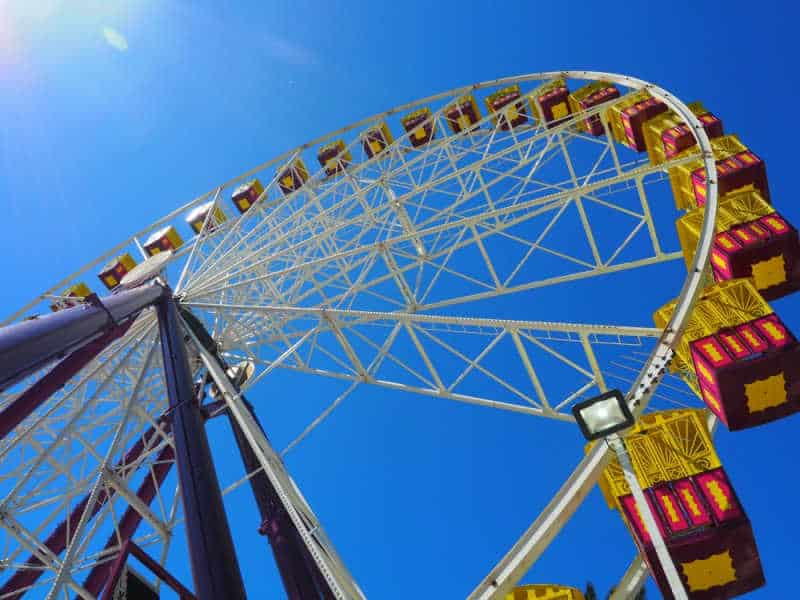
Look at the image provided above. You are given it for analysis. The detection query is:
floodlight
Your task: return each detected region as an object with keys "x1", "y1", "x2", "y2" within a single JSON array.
[
  {"x1": 572, "y1": 389, "x2": 634, "y2": 441},
  {"x1": 209, "y1": 359, "x2": 255, "y2": 399},
  {"x1": 227, "y1": 360, "x2": 255, "y2": 388}
]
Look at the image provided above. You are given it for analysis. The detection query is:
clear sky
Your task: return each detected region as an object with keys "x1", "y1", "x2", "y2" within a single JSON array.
[{"x1": 1, "y1": 1, "x2": 799, "y2": 598}]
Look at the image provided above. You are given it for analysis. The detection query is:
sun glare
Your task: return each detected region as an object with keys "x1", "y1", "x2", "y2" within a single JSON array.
[
  {"x1": 102, "y1": 26, "x2": 128, "y2": 52},
  {"x1": 0, "y1": 9, "x2": 19, "y2": 67}
]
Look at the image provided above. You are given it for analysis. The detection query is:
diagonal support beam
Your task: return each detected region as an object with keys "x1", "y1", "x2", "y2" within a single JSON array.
[
  {"x1": 82, "y1": 444, "x2": 175, "y2": 597},
  {"x1": 181, "y1": 307, "x2": 338, "y2": 599},
  {"x1": 184, "y1": 315, "x2": 365, "y2": 600},
  {"x1": 100, "y1": 540, "x2": 196, "y2": 600},
  {"x1": 0, "y1": 283, "x2": 164, "y2": 391},
  {"x1": 0, "y1": 422, "x2": 172, "y2": 599},
  {"x1": 0, "y1": 320, "x2": 133, "y2": 441},
  {"x1": 101, "y1": 467, "x2": 170, "y2": 539}
]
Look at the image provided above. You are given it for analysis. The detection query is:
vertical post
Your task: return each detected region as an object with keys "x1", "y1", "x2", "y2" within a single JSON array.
[
  {"x1": 607, "y1": 434, "x2": 688, "y2": 600},
  {"x1": 156, "y1": 295, "x2": 247, "y2": 600}
]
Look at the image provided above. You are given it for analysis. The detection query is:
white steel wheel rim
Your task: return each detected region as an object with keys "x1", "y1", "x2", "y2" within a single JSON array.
[{"x1": 0, "y1": 71, "x2": 718, "y2": 599}]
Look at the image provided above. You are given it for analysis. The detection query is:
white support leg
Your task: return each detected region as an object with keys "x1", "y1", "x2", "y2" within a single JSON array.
[{"x1": 607, "y1": 434, "x2": 687, "y2": 600}]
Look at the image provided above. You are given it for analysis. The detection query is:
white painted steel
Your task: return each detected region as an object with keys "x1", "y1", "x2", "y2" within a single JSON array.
[
  {"x1": 467, "y1": 72, "x2": 718, "y2": 599},
  {"x1": 0, "y1": 71, "x2": 717, "y2": 598},
  {"x1": 609, "y1": 415, "x2": 720, "y2": 599},
  {"x1": 611, "y1": 558, "x2": 649, "y2": 600},
  {"x1": 609, "y1": 435, "x2": 688, "y2": 599},
  {"x1": 186, "y1": 320, "x2": 365, "y2": 600}
]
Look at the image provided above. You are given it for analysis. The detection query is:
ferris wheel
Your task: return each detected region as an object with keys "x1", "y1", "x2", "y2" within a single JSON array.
[{"x1": 0, "y1": 70, "x2": 797, "y2": 600}]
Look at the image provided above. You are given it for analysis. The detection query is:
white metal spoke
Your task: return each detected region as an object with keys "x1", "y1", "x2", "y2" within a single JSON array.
[{"x1": 188, "y1": 301, "x2": 662, "y2": 420}]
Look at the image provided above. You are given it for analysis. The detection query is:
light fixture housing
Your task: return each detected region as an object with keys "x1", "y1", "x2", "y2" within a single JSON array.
[
  {"x1": 572, "y1": 389, "x2": 635, "y2": 441},
  {"x1": 208, "y1": 359, "x2": 255, "y2": 400},
  {"x1": 227, "y1": 360, "x2": 255, "y2": 388}
]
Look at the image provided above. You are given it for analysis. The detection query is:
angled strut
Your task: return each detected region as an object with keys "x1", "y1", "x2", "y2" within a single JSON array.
[{"x1": 180, "y1": 307, "x2": 347, "y2": 599}]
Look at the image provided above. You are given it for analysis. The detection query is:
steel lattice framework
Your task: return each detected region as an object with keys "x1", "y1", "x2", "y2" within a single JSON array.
[{"x1": 0, "y1": 71, "x2": 718, "y2": 599}]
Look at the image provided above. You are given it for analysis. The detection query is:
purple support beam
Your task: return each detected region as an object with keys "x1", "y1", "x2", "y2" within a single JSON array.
[
  {"x1": 156, "y1": 295, "x2": 247, "y2": 600},
  {"x1": 114, "y1": 419, "x2": 172, "y2": 476},
  {"x1": 0, "y1": 320, "x2": 133, "y2": 440},
  {"x1": 80, "y1": 404, "x2": 229, "y2": 598},
  {"x1": 83, "y1": 444, "x2": 176, "y2": 597},
  {"x1": 101, "y1": 540, "x2": 196, "y2": 600},
  {"x1": 0, "y1": 423, "x2": 172, "y2": 599},
  {"x1": 98, "y1": 541, "x2": 132, "y2": 600},
  {"x1": 0, "y1": 283, "x2": 164, "y2": 392}
]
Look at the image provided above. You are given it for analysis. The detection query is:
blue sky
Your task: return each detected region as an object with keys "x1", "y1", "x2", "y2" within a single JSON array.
[{"x1": 2, "y1": 1, "x2": 800, "y2": 598}]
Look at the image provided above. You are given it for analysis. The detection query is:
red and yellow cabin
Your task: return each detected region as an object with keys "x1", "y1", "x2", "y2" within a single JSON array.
[
  {"x1": 362, "y1": 122, "x2": 394, "y2": 159},
  {"x1": 568, "y1": 81, "x2": 621, "y2": 136},
  {"x1": 277, "y1": 159, "x2": 309, "y2": 195},
  {"x1": 618, "y1": 468, "x2": 763, "y2": 599},
  {"x1": 664, "y1": 112, "x2": 723, "y2": 158},
  {"x1": 643, "y1": 101, "x2": 724, "y2": 165},
  {"x1": 606, "y1": 90, "x2": 669, "y2": 151},
  {"x1": 50, "y1": 282, "x2": 92, "y2": 312},
  {"x1": 185, "y1": 201, "x2": 227, "y2": 235},
  {"x1": 231, "y1": 179, "x2": 265, "y2": 214},
  {"x1": 401, "y1": 107, "x2": 436, "y2": 147},
  {"x1": 692, "y1": 148, "x2": 769, "y2": 208},
  {"x1": 677, "y1": 190, "x2": 800, "y2": 300},
  {"x1": 98, "y1": 253, "x2": 137, "y2": 290},
  {"x1": 655, "y1": 279, "x2": 800, "y2": 430},
  {"x1": 669, "y1": 135, "x2": 745, "y2": 209},
  {"x1": 484, "y1": 85, "x2": 530, "y2": 130},
  {"x1": 597, "y1": 409, "x2": 765, "y2": 599},
  {"x1": 690, "y1": 313, "x2": 798, "y2": 430},
  {"x1": 317, "y1": 140, "x2": 351, "y2": 177},
  {"x1": 143, "y1": 225, "x2": 183, "y2": 257},
  {"x1": 668, "y1": 135, "x2": 770, "y2": 210},
  {"x1": 445, "y1": 95, "x2": 482, "y2": 134},
  {"x1": 506, "y1": 584, "x2": 584, "y2": 600},
  {"x1": 530, "y1": 79, "x2": 572, "y2": 128}
]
